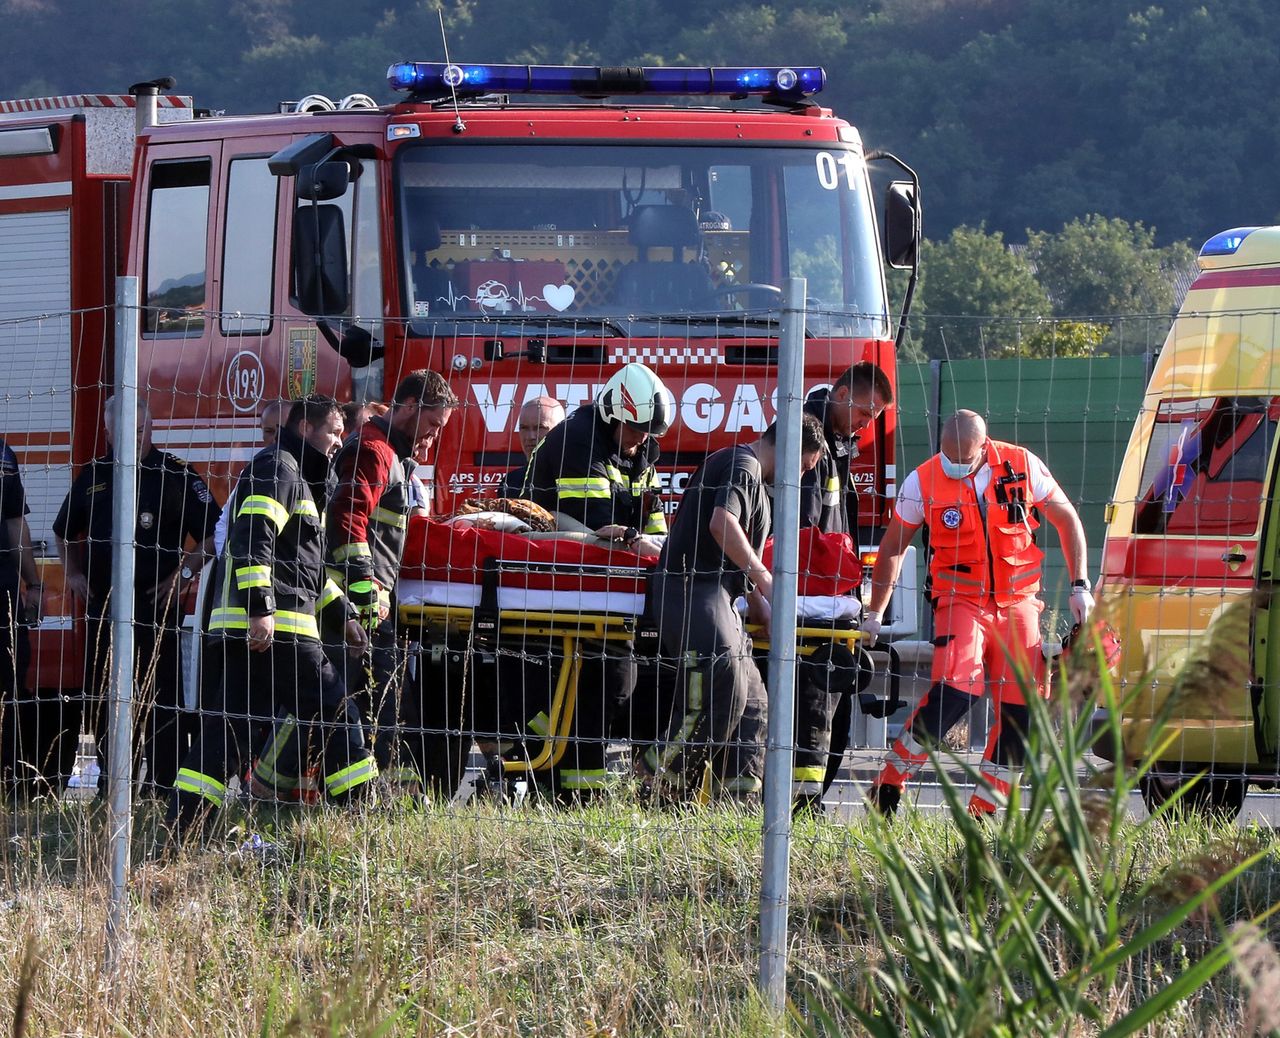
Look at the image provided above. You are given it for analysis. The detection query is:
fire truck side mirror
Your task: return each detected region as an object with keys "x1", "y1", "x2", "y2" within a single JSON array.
[
  {"x1": 296, "y1": 161, "x2": 350, "y2": 202},
  {"x1": 292, "y1": 204, "x2": 349, "y2": 316},
  {"x1": 883, "y1": 181, "x2": 920, "y2": 270}
]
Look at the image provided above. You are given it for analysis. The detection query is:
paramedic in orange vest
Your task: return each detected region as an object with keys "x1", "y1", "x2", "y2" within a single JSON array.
[{"x1": 861, "y1": 409, "x2": 1093, "y2": 816}]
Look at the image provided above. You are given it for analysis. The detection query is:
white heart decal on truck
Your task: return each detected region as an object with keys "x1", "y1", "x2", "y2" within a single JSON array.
[{"x1": 543, "y1": 284, "x2": 575, "y2": 312}]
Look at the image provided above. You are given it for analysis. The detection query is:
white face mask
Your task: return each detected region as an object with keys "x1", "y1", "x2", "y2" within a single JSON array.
[{"x1": 939, "y1": 453, "x2": 978, "y2": 480}]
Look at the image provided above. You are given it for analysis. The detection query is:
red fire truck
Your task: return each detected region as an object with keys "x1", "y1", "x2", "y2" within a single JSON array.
[{"x1": 0, "y1": 63, "x2": 919, "y2": 754}]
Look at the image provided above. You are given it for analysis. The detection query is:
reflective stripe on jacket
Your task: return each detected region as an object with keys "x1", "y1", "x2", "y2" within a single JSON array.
[
  {"x1": 208, "y1": 429, "x2": 333, "y2": 641},
  {"x1": 915, "y1": 439, "x2": 1043, "y2": 606},
  {"x1": 523, "y1": 406, "x2": 666, "y2": 534}
]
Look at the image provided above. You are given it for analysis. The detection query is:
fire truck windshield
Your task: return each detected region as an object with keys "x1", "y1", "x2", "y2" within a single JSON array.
[{"x1": 395, "y1": 142, "x2": 888, "y2": 338}]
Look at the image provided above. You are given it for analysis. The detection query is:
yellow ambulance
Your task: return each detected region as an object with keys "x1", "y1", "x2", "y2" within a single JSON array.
[{"x1": 1099, "y1": 225, "x2": 1280, "y2": 818}]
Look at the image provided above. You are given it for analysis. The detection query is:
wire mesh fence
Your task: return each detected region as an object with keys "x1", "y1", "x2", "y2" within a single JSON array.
[{"x1": 0, "y1": 298, "x2": 1275, "y2": 1035}]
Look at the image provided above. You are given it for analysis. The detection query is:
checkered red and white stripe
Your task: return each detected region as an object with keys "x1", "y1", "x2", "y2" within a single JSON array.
[
  {"x1": 608, "y1": 346, "x2": 723, "y2": 365},
  {"x1": 0, "y1": 94, "x2": 191, "y2": 114}
]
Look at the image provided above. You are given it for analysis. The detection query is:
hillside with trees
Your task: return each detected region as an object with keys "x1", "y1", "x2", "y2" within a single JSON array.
[
  {"x1": 1, "y1": 0, "x2": 1268, "y2": 355},
  {"x1": 3, "y1": 0, "x2": 1276, "y2": 245}
]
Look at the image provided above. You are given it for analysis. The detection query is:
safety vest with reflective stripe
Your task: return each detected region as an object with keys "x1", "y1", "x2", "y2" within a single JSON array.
[{"x1": 915, "y1": 440, "x2": 1043, "y2": 607}]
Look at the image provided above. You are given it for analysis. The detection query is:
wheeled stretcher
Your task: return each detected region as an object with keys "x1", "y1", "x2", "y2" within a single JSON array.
[{"x1": 397, "y1": 521, "x2": 901, "y2": 783}]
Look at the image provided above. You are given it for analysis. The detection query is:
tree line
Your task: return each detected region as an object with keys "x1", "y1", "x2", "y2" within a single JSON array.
[{"x1": 2, "y1": 0, "x2": 1264, "y2": 355}]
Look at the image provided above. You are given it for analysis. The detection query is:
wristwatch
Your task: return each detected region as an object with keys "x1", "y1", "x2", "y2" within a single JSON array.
[
  {"x1": 1071, "y1": 578, "x2": 1091, "y2": 591},
  {"x1": 622, "y1": 526, "x2": 640, "y2": 546},
  {"x1": 181, "y1": 565, "x2": 195, "y2": 581}
]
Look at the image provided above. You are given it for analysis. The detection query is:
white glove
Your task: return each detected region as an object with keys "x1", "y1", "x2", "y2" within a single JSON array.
[
  {"x1": 861, "y1": 610, "x2": 883, "y2": 647},
  {"x1": 1069, "y1": 588, "x2": 1096, "y2": 625},
  {"x1": 1042, "y1": 636, "x2": 1065, "y2": 662}
]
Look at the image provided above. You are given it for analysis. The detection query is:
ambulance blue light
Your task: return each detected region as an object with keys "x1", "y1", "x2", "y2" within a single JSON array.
[
  {"x1": 386, "y1": 62, "x2": 825, "y2": 99},
  {"x1": 1200, "y1": 227, "x2": 1261, "y2": 257}
]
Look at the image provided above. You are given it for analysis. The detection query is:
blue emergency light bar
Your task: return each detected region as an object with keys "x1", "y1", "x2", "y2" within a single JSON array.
[
  {"x1": 1200, "y1": 226, "x2": 1261, "y2": 257},
  {"x1": 386, "y1": 62, "x2": 825, "y2": 100}
]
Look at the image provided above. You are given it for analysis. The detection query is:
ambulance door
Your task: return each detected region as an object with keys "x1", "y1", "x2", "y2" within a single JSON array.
[
  {"x1": 1252, "y1": 397, "x2": 1280, "y2": 760},
  {"x1": 1123, "y1": 395, "x2": 1278, "y2": 765}
]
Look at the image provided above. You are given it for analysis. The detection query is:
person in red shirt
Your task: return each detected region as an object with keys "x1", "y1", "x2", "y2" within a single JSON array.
[{"x1": 327, "y1": 371, "x2": 457, "y2": 787}]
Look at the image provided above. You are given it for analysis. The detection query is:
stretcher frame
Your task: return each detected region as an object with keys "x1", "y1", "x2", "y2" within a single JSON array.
[{"x1": 399, "y1": 564, "x2": 901, "y2": 777}]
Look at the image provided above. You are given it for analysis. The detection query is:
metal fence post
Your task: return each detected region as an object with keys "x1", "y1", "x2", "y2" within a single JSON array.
[
  {"x1": 106, "y1": 276, "x2": 139, "y2": 967},
  {"x1": 758, "y1": 276, "x2": 806, "y2": 1014}
]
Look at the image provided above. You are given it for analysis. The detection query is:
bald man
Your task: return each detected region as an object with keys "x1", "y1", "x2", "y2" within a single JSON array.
[
  {"x1": 861, "y1": 410, "x2": 1093, "y2": 817},
  {"x1": 500, "y1": 396, "x2": 565, "y2": 498}
]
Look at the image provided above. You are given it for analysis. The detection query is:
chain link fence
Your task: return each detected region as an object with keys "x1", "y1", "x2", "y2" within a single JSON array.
[{"x1": 0, "y1": 297, "x2": 1273, "y2": 1035}]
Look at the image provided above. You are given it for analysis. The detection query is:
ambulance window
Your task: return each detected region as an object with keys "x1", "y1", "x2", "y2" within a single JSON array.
[
  {"x1": 144, "y1": 160, "x2": 210, "y2": 335},
  {"x1": 1133, "y1": 396, "x2": 1279, "y2": 536},
  {"x1": 221, "y1": 158, "x2": 278, "y2": 334}
]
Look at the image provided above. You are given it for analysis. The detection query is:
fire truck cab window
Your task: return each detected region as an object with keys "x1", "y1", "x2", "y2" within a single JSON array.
[
  {"x1": 144, "y1": 160, "x2": 211, "y2": 335},
  {"x1": 395, "y1": 143, "x2": 888, "y2": 337},
  {"x1": 221, "y1": 158, "x2": 277, "y2": 334},
  {"x1": 1133, "y1": 395, "x2": 1280, "y2": 537}
]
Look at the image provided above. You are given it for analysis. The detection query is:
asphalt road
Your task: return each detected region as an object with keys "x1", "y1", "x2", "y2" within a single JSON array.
[{"x1": 823, "y1": 748, "x2": 1280, "y2": 825}]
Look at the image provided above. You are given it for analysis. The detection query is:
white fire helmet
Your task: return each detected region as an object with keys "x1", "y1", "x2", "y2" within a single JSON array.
[{"x1": 596, "y1": 362, "x2": 672, "y2": 435}]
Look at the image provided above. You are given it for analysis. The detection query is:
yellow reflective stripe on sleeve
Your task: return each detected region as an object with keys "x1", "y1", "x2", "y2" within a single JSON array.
[
  {"x1": 235, "y1": 565, "x2": 271, "y2": 590},
  {"x1": 325, "y1": 756, "x2": 378, "y2": 796},
  {"x1": 824, "y1": 476, "x2": 840, "y2": 493},
  {"x1": 318, "y1": 579, "x2": 343, "y2": 610},
  {"x1": 237, "y1": 494, "x2": 289, "y2": 532},
  {"x1": 174, "y1": 768, "x2": 226, "y2": 805},
  {"x1": 793, "y1": 765, "x2": 826, "y2": 782},
  {"x1": 371, "y1": 507, "x2": 408, "y2": 529},
  {"x1": 604, "y1": 464, "x2": 625, "y2": 483},
  {"x1": 644, "y1": 511, "x2": 667, "y2": 534},
  {"x1": 332, "y1": 542, "x2": 373, "y2": 563},
  {"x1": 273, "y1": 611, "x2": 320, "y2": 639},
  {"x1": 208, "y1": 607, "x2": 249, "y2": 630},
  {"x1": 293, "y1": 499, "x2": 319, "y2": 520},
  {"x1": 556, "y1": 477, "x2": 611, "y2": 499}
]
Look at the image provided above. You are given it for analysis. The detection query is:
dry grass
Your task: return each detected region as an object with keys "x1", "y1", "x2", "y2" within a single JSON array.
[{"x1": 0, "y1": 792, "x2": 1274, "y2": 1036}]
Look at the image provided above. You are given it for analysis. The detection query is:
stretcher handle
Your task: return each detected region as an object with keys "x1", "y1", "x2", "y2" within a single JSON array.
[{"x1": 858, "y1": 643, "x2": 902, "y2": 718}]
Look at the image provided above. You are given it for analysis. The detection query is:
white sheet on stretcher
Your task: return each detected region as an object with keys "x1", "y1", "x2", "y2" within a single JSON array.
[
  {"x1": 735, "y1": 595, "x2": 862, "y2": 623},
  {"x1": 397, "y1": 579, "x2": 646, "y2": 616},
  {"x1": 398, "y1": 579, "x2": 861, "y2": 623}
]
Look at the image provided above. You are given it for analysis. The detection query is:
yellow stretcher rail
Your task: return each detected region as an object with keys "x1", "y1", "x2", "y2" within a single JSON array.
[{"x1": 399, "y1": 602, "x2": 870, "y2": 776}]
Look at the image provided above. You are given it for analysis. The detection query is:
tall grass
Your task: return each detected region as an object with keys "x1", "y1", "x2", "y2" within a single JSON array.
[
  {"x1": 1, "y1": 605, "x2": 1276, "y2": 1035},
  {"x1": 803, "y1": 600, "x2": 1280, "y2": 1037}
]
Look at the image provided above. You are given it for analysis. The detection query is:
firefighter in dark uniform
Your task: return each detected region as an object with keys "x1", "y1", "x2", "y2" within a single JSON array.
[
  {"x1": 520, "y1": 362, "x2": 671, "y2": 798},
  {"x1": 327, "y1": 370, "x2": 457, "y2": 787},
  {"x1": 166, "y1": 395, "x2": 376, "y2": 840},
  {"x1": 53, "y1": 400, "x2": 218, "y2": 793},
  {"x1": 793, "y1": 362, "x2": 893, "y2": 810},
  {"x1": 1, "y1": 439, "x2": 41, "y2": 790},
  {"x1": 641, "y1": 416, "x2": 826, "y2": 802}
]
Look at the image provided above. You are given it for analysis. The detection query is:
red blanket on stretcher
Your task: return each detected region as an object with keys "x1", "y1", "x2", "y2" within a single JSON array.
[{"x1": 399, "y1": 519, "x2": 863, "y2": 596}]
